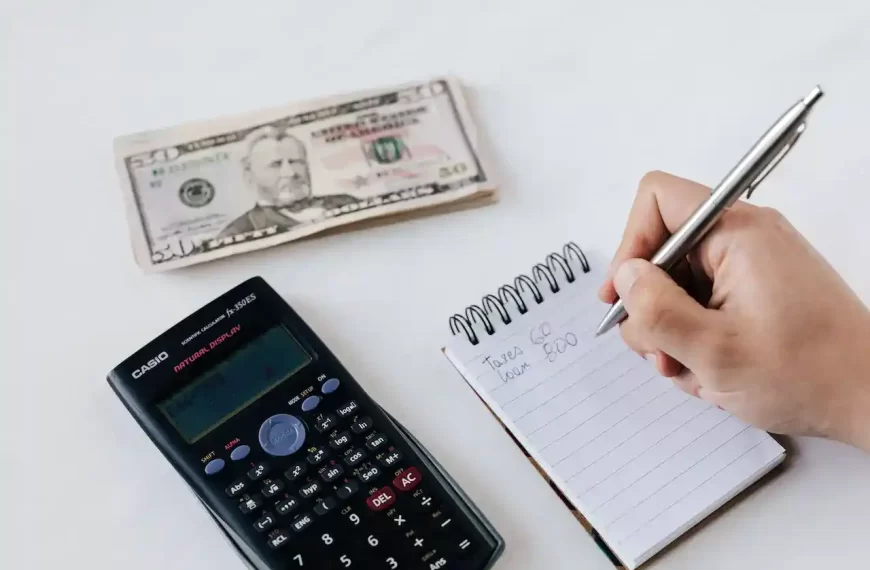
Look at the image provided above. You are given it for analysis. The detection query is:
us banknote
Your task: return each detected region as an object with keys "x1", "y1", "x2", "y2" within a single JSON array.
[{"x1": 114, "y1": 77, "x2": 496, "y2": 272}]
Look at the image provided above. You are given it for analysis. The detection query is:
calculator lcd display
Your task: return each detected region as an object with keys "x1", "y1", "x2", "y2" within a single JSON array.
[{"x1": 158, "y1": 325, "x2": 312, "y2": 443}]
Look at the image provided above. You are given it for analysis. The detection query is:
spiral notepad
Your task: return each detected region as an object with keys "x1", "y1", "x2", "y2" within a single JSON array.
[{"x1": 442, "y1": 242, "x2": 785, "y2": 569}]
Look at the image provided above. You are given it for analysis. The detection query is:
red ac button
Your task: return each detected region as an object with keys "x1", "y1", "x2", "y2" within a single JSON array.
[{"x1": 393, "y1": 467, "x2": 422, "y2": 492}]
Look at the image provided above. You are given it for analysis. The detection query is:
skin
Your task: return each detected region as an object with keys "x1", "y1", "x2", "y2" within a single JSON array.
[
  {"x1": 246, "y1": 136, "x2": 312, "y2": 206},
  {"x1": 598, "y1": 171, "x2": 870, "y2": 452}
]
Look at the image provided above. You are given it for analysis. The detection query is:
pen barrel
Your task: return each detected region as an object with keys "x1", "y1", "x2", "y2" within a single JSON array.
[{"x1": 650, "y1": 100, "x2": 811, "y2": 271}]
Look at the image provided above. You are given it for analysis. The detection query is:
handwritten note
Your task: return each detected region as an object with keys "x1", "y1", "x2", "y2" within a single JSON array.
[{"x1": 444, "y1": 267, "x2": 785, "y2": 569}]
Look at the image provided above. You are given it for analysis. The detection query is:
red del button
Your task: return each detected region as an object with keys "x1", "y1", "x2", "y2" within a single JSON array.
[
  {"x1": 393, "y1": 467, "x2": 422, "y2": 492},
  {"x1": 366, "y1": 487, "x2": 396, "y2": 511}
]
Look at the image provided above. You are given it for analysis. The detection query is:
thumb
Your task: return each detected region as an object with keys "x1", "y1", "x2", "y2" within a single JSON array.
[{"x1": 613, "y1": 258, "x2": 720, "y2": 369}]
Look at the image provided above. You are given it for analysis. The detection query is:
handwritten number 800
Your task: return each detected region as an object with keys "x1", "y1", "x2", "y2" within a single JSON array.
[{"x1": 530, "y1": 322, "x2": 577, "y2": 362}]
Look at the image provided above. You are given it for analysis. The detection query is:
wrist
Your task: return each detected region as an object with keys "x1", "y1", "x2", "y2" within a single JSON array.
[{"x1": 833, "y1": 320, "x2": 870, "y2": 452}]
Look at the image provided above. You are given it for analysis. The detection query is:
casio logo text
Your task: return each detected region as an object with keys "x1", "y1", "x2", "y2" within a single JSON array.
[{"x1": 132, "y1": 351, "x2": 169, "y2": 379}]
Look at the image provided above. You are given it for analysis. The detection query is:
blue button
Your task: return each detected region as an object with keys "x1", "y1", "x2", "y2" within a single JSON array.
[
  {"x1": 322, "y1": 378, "x2": 340, "y2": 394},
  {"x1": 230, "y1": 445, "x2": 250, "y2": 461},
  {"x1": 301, "y1": 396, "x2": 321, "y2": 412},
  {"x1": 259, "y1": 414, "x2": 306, "y2": 457},
  {"x1": 204, "y1": 458, "x2": 225, "y2": 475}
]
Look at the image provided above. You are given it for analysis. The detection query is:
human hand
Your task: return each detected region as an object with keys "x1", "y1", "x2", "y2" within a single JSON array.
[{"x1": 599, "y1": 171, "x2": 870, "y2": 451}]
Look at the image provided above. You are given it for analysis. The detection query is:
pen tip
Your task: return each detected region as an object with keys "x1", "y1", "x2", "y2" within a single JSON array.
[{"x1": 803, "y1": 85, "x2": 823, "y2": 107}]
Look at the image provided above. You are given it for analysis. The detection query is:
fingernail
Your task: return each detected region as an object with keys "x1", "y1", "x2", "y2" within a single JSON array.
[
  {"x1": 644, "y1": 353, "x2": 657, "y2": 363},
  {"x1": 613, "y1": 259, "x2": 644, "y2": 298}
]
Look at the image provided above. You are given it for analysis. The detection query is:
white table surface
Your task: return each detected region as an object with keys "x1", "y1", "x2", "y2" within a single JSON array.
[{"x1": 3, "y1": 1, "x2": 870, "y2": 568}]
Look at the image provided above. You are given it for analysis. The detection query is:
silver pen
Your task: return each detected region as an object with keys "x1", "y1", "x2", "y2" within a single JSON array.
[{"x1": 595, "y1": 85, "x2": 824, "y2": 337}]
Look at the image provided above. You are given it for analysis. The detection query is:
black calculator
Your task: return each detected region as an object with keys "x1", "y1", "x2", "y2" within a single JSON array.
[{"x1": 107, "y1": 277, "x2": 504, "y2": 570}]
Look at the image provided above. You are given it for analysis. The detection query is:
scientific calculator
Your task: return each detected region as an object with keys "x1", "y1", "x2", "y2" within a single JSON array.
[{"x1": 108, "y1": 277, "x2": 504, "y2": 570}]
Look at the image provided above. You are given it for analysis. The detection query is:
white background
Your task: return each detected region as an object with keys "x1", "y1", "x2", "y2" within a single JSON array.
[{"x1": 3, "y1": 1, "x2": 870, "y2": 568}]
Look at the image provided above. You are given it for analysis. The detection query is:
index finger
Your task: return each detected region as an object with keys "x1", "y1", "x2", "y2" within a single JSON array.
[{"x1": 597, "y1": 171, "x2": 717, "y2": 303}]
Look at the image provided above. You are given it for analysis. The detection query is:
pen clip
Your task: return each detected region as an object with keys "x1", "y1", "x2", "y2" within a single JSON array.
[{"x1": 746, "y1": 122, "x2": 806, "y2": 199}]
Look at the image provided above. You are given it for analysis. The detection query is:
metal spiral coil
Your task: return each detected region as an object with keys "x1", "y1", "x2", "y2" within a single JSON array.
[{"x1": 449, "y1": 242, "x2": 591, "y2": 345}]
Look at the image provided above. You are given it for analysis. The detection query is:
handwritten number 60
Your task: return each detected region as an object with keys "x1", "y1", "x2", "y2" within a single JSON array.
[{"x1": 529, "y1": 322, "x2": 552, "y2": 345}]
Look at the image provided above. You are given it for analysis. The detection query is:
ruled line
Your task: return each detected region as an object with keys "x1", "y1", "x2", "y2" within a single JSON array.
[{"x1": 616, "y1": 440, "x2": 766, "y2": 545}]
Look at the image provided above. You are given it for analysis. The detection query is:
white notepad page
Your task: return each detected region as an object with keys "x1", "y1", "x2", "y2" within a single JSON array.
[{"x1": 443, "y1": 264, "x2": 785, "y2": 569}]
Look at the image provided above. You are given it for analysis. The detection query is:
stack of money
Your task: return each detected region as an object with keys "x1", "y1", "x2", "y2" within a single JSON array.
[{"x1": 113, "y1": 77, "x2": 496, "y2": 272}]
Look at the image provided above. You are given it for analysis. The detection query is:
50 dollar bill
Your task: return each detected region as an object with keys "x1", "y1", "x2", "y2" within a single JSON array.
[{"x1": 114, "y1": 77, "x2": 496, "y2": 272}]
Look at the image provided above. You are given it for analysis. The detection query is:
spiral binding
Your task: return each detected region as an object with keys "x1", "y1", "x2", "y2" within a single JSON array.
[{"x1": 449, "y1": 241, "x2": 590, "y2": 345}]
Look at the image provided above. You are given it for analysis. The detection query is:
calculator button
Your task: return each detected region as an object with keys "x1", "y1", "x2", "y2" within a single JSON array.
[
  {"x1": 365, "y1": 432, "x2": 388, "y2": 451},
  {"x1": 366, "y1": 487, "x2": 396, "y2": 511},
  {"x1": 276, "y1": 496, "x2": 300, "y2": 515},
  {"x1": 284, "y1": 461, "x2": 307, "y2": 482},
  {"x1": 230, "y1": 445, "x2": 250, "y2": 461},
  {"x1": 329, "y1": 431, "x2": 351, "y2": 450},
  {"x1": 343, "y1": 448, "x2": 367, "y2": 467},
  {"x1": 393, "y1": 467, "x2": 422, "y2": 492},
  {"x1": 301, "y1": 395, "x2": 321, "y2": 412},
  {"x1": 291, "y1": 513, "x2": 314, "y2": 532},
  {"x1": 225, "y1": 480, "x2": 247, "y2": 498},
  {"x1": 358, "y1": 465, "x2": 381, "y2": 484},
  {"x1": 299, "y1": 480, "x2": 321, "y2": 498},
  {"x1": 253, "y1": 512, "x2": 276, "y2": 532},
  {"x1": 307, "y1": 446, "x2": 328, "y2": 465},
  {"x1": 423, "y1": 552, "x2": 452, "y2": 568},
  {"x1": 258, "y1": 413, "x2": 306, "y2": 457},
  {"x1": 267, "y1": 529, "x2": 291, "y2": 549},
  {"x1": 204, "y1": 458, "x2": 225, "y2": 475},
  {"x1": 322, "y1": 378, "x2": 340, "y2": 394},
  {"x1": 247, "y1": 462, "x2": 270, "y2": 481},
  {"x1": 336, "y1": 400, "x2": 358, "y2": 418},
  {"x1": 239, "y1": 494, "x2": 263, "y2": 514},
  {"x1": 316, "y1": 414, "x2": 337, "y2": 433},
  {"x1": 336, "y1": 479, "x2": 359, "y2": 499},
  {"x1": 379, "y1": 450, "x2": 402, "y2": 468},
  {"x1": 320, "y1": 464, "x2": 344, "y2": 483},
  {"x1": 413, "y1": 490, "x2": 434, "y2": 509},
  {"x1": 262, "y1": 479, "x2": 285, "y2": 498},
  {"x1": 351, "y1": 417, "x2": 373, "y2": 434},
  {"x1": 313, "y1": 496, "x2": 337, "y2": 516}
]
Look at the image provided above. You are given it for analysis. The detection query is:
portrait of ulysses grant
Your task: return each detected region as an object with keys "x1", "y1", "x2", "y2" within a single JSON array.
[{"x1": 217, "y1": 125, "x2": 358, "y2": 238}]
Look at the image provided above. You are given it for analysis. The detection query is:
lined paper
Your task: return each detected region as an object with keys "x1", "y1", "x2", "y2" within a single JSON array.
[{"x1": 444, "y1": 266, "x2": 784, "y2": 568}]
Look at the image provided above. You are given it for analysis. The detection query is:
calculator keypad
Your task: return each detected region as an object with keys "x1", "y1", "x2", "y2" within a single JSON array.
[{"x1": 211, "y1": 377, "x2": 492, "y2": 569}]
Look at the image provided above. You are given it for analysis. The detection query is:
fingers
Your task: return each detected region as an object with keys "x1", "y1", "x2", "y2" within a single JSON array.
[
  {"x1": 671, "y1": 369, "x2": 701, "y2": 398},
  {"x1": 599, "y1": 171, "x2": 714, "y2": 303},
  {"x1": 613, "y1": 258, "x2": 724, "y2": 370}
]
